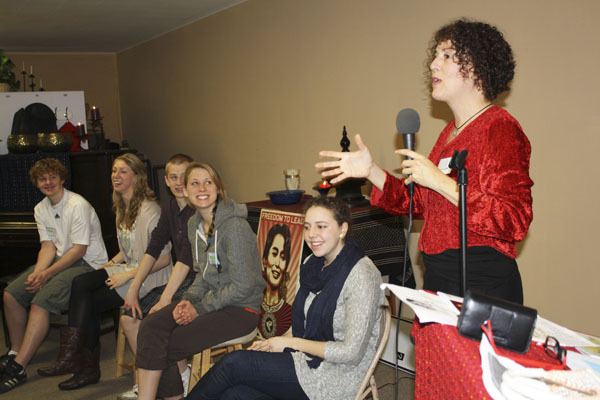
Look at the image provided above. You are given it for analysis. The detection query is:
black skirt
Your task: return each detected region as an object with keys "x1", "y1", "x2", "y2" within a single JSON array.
[{"x1": 422, "y1": 246, "x2": 523, "y2": 304}]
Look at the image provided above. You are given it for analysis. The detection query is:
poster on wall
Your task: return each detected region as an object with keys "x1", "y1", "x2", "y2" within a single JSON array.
[
  {"x1": 0, "y1": 91, "x2": 86, "y2": 154},
  {"x1": 257, "y1": 209, "x2": 304, "y2": 338}
]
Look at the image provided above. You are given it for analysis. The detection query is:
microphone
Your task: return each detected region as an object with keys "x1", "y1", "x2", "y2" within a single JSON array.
[
  {"x1": 395, "y1": 108, "x2": 420, "y2": 151},
  {"x1": 395, "y1": 108, "x2": 420, "y2": 197}
]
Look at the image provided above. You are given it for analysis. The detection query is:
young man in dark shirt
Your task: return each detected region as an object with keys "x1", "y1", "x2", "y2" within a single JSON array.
[{"x1": 120, "y1": 154, "x2": 196, "y2": 399}]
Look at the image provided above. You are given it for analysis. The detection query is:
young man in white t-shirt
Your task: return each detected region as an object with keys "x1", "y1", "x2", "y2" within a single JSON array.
[{"x1": 0, "y1": 158, "x2": 108, "y2": 393}]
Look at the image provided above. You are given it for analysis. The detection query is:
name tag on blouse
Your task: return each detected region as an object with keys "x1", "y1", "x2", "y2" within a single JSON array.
[{"x1": 438, "y1": 157, "x2": 452, "y2": 175}]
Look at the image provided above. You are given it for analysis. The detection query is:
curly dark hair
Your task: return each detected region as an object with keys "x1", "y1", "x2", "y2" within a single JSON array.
[
  {"x1": 303, "y1": 196, "x2": 351, "y2": 230},
  {"x1": 29, "y1": 158, "x2": 67, "y2": 185},
  {"x1": 428, "y1": 19, "x2": 515, "y2": 101}
]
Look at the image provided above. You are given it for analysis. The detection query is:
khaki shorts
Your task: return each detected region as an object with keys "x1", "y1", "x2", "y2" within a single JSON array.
[{"x1": 5, "y1": 258, "x2": 94, "y2": 315}]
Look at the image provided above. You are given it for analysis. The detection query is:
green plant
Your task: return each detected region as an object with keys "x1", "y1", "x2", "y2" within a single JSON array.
[{"x1": 0, "y1": 50, "x2": 21, "y2": 91}]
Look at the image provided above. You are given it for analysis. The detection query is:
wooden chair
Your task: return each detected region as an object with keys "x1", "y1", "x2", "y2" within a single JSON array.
[
  {"x1": 188, "y1": 328, "x2": 259, "y2": 390},
  {"x1": 354, "y1": 299, "x2": 392, "y2": 400}
]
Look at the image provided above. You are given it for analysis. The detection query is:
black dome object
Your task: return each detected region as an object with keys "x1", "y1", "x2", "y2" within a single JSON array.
[{"x1": 11, "y1": 102, "x2": 57, "y2": 135}]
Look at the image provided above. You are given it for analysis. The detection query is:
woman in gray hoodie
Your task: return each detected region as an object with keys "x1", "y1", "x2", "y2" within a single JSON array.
[{"x1": 135, "y1": 162, "x2": 265, "y2": 400}]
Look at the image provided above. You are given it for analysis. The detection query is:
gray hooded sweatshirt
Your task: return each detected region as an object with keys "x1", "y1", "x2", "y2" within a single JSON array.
[{"x1": 182, "y1": 198, "x2": 265, "y2": 315}]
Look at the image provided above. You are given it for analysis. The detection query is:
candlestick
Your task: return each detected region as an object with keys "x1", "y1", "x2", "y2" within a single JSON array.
[
  {"x1": 28, "y1": 73, "x2": 36, "y2": 92},
  {"x1": 90, "y1": 106, "x2": 101, "y2": 121},
  {"x1": 76, "y1": 123, "x2": 86, "y2": 136},
  {"x1": 21, "y1": 70, "x2": 27, "y2": 92}
]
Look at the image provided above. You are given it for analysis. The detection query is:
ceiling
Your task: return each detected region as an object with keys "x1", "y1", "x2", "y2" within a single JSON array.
[{"x1": 0, "y1": 0, "x2": 247, "y2": 53}]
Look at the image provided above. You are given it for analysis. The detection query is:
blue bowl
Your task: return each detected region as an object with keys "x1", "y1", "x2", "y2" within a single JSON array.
[{"x1": 266, "y1": 190, "x2": 305, "y2": 205}]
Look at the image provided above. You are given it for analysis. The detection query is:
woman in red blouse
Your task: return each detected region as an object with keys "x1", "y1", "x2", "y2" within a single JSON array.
[{"x1": 317, "y1": 19, "x2": 533, "y2": 304}]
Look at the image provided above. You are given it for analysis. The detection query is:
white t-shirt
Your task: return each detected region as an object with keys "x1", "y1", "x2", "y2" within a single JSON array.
[{"x1": 34, "y1": 188, "x2": 108, "y2": 269}]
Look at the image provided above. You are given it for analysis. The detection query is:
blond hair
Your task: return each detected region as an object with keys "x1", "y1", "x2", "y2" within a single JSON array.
[{"x1": 112, "y1": 153, "x2": 156, "y2": 229}]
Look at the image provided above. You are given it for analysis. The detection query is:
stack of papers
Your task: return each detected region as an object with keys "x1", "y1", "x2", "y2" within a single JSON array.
[
  {"x1": 380, "y1": 283, "x2": 459, "y2": 325},
  {"x1": 533, "y1": 317, "x2": 598, "y2": 347},
  {"x1": 480, "y1": 333, "x2": 600, "y2": 399}
]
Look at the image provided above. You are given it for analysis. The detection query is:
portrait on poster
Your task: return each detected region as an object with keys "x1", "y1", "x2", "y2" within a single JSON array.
[{"x1": 257, "y1": 209, "x2": 304, "y2": 338}]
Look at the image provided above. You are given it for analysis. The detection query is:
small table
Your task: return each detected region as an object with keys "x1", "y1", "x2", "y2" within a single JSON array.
[
  {"x1": 411, "y1": 322, "x2": 558, "y2": 399},
  {"x1": 245, "y1": 196, "x2": 415, "y2": 287}
]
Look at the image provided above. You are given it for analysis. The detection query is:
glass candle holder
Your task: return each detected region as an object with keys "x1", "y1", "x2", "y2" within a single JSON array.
[{"x1": 284, "y1": 169, "x2": 300, "y2": 190}]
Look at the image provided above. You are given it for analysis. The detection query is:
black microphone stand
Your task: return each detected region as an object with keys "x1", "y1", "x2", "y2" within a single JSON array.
[
  {"x1": 449, "y1": 150, "x2": 468, "y2": 296},
  {"x1": 393, "y1": 168, "x2": 414, "y2": 400}
]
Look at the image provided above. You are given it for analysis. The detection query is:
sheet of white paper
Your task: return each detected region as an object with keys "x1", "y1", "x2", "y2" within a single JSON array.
[
  {"x1": 566, "y1": 351, "x2": 600, "y2": 376},
  {"x1": 533, "y1": 317, "x2": 598, "y2": 347},
  {"x1": 437, "y1": 291, "x2": 464, "y2": 304},
  {"x1": 380, "y1": 283, "x2": 459, "y2": 325}
]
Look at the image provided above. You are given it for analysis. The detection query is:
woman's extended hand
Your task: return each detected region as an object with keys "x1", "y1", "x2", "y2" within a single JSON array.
[
  {"x1": 173, "y1": 300, "x2": 198, "y2": 325},
  {"x1": 123, "y1": 284, "x2": 142, "y2": 319},
  {"x1": 248, "y1": 336, "x2": 291, "y2": 353},
  {"x1": 105, "y1": 271, "x2": 133, "y2": 290},
  {"x1": 316, "y1": 134, "x2": 374, "y2": 184}
]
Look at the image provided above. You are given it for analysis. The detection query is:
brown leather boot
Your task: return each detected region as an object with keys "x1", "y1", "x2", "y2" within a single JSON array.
[
  {"x1": 58, "y1": 344, "x2": 101, "y2": 390},
  {"x1": 38, "y1": 326, "x2": 82, "y2": 377}
]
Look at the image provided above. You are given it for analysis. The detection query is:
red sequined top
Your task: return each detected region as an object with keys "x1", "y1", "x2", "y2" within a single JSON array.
[{"x1": 371, "y1": 106, "x2": 533, "y2": 258}]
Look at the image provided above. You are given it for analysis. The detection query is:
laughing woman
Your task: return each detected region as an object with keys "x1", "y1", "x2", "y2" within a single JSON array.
[
  {"x1": 38, "y1": 153, "x2": 172, "y2": 390},
  {"x1": 188, "y1": 197, "x2": 384, "y2": 400},
  {"x1": 135, "y1": 162, "x2": 265, "y2": 400}
]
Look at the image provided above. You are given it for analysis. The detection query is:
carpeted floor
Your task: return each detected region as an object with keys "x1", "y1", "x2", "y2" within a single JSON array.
[{"x1": 0, "y1": 317, "x2": 414, "y2": 400}]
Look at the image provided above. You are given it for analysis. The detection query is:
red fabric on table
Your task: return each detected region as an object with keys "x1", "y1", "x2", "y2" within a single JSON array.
[{"x1": 411, "y1": 321, "x2": 557, "y2": 399}]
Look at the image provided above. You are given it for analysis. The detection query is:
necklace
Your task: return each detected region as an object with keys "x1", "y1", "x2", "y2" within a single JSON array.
[{"x1": 452, "y1": 103, "x2": 492, "y2": 137}]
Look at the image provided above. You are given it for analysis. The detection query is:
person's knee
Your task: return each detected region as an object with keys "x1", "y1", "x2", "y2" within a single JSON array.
[
  {"x1": 214, "y1": 351, "x2": 248, "y2": 376},
  {"x1": 3, "y1": 290, "x2": 17, "y2": 307},
  {"x1": 120, "y1": 315, "x2": 139, "y2": 334},
  {"x1": 3, "y1": 291, "x2": 26, "y2": 314}
]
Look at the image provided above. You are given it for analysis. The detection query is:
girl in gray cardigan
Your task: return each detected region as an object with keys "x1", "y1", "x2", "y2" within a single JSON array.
[
  {"x1": 135, "y1": 162, "x2": 264, "y2": 400},
  {"x1": 189, "y1": 196, "x2": 384, "y2": 400}
]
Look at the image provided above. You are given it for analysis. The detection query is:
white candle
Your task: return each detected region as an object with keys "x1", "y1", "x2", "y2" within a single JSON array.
[
  {"x1": 30, "y1": 65, "x2": 33, "y2": 75},
  {"x1": 39, "y1": 79, "x2": 43, "y2": 88},
  {"x1": 22, "y1": 61, "x2": 25, "y2": 72}
]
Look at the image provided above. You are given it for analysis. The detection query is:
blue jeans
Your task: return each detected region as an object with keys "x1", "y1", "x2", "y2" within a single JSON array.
[{"x1": 188, "y1": 350, "x2": 309, "y2": 400}]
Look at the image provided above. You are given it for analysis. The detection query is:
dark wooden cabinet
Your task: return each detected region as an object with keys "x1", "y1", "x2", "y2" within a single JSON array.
[{"x1": 0, "y1": 150, "x2": 152, "y2": 276}]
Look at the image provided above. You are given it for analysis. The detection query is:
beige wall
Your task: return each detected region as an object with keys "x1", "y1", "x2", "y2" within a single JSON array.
[
  {"x1": 117, "y1": 0, "x2": 600, "y2": 334},
  {"x1": 6, "y1": 52, "x2": 122, "y2": 143}
]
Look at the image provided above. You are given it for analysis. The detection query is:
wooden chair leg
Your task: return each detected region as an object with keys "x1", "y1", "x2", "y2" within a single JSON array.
[
  {"x1": 188, "y1": 336, "x2": 254, "y2": 393},
  {"x1": 189, "y1": 352, "x2": 202, "y2": 390},
  {"x1": 370, "y1": 375, "x2": 379, "y2": 400},
  {"x1": 200, "y1": 348, "x2": 211, "y2": 378}
]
